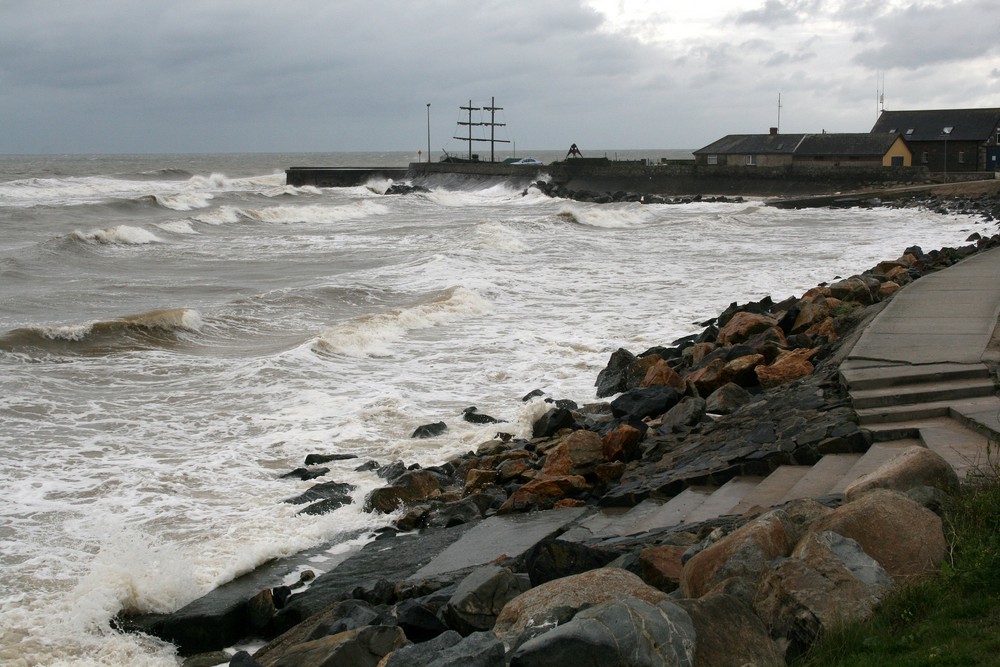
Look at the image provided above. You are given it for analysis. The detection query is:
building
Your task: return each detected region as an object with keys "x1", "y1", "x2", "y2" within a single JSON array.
[
  {"x1": 871, "y1": 108, "x2": 1000, "y2": 172},
  {"x1": 693, "y1": 128, "x2": 910, "y2": 167}
]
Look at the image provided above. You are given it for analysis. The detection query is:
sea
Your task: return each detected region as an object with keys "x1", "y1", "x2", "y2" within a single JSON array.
[{"x1": 0, "y1": 151, "x2": 988, "y2": 666}]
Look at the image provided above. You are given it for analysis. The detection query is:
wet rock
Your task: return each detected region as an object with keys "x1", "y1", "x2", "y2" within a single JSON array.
[
  {"x1": 601, "y1": 423, "x2": 645, "y2": 462},
  {"x1": 463, "y1": 407, "x2": 503, "y2": 424},
  {"x1": 595, "y1": 348, "x2": 638, "y2": 398},
  {"x1": 364, "y1": 470, "x2": 442, "y2": 513},
  {"x1": 228, "y1": 651, "x2": 262, "y2": 667},
  {"x1": 284, "y1": 481, "x2": 356, "y2": 515},
  {"x1": 507, "y1": 597, "x2": 696, "y2": 667},
  {"x1": 685, "y1": 358, "x2": 727, "y2": 397},
  {"x1": 640, "y1": 358, "x2": 686, "y2": 390},
  {"x1": 658, "y1": 396, "x2": 707, "y2": 433},
  {"x1": 677, "y1": 593, "x2": 782, "y2": 667},
  {"x1": 304, "y1": 600, "x2": 384, "y2": 640},
  {"x1": 532, "y1": 407, "x2": 576, "y2": 438},
  {"x1": 385, "y1": 631, "x2": 505, "y2": 667},
  {"x1": 755, "y1": 348, "x2": 817, "y2": 388},
  {"x1": 523, "y1": 539, "x2": 620, "y2": 587},
  {"x1": 392, "y1": 596, "x2": 450, "y2": 643},
  {"x1": 181, "y1": 651, "x2": 231, "y2": 667},
  {"x1": 280, "y1": 467, "x2": 330, "y2": 481},
  {"x1": 497, "y1": 475, "x2": 588, "y2": 514},
  {"x1": 304, "y1": 453, "x2": 359, "y2": 465},
  {"x1": 380, "y1": 630, "x2": 462, "y2": 666},
  {"x1": 704, "y1": 382, "x2": 752, "y2": 415},
  {"x1": 412, "y1": 421, "x2": 448, "y2": 438},
  {"x1": 610, "y1": 386, "x2": 682, "y2": 420},
  {"x1": 425, "y1": 497, "x2": 483, "y2": 529},
  {"x1": 638, "y1": 545, "x2": 687, "y2": 593},
  {"x1": 541, "y1": 430, "x2": 604, "y2": 477},
  {"x1": 267, "y1": 625, "x2": 407, "y2": 667},
  {"x1": 718, "y1": 311, "x2": 779, "y2": 346},
  {"x1": 439, "y1": 565, "x2": 530, "y2": 636}
]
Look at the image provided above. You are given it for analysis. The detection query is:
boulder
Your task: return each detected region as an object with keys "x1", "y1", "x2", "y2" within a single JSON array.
[
  {"x1": 381, "y1": 631, "x2": 505, "y2": 667},
  {"x1": 602, "y1": 423, "x2": 645, "y2": 462},
  {"x1": 425, "y1": 497, "x2": 483, "y2": 529},
  {"x1": 717, "y1": 312, "x2": 779, "y2": 346},
  {"x1": 497, "y1": 475, "x2": 588, "y2": 514},
  {"x1": 610, "y1": 386, "x2": 682, "y2": 420},
  {"x1": 439, "y1": 566, "x2": 529, "y2": 636},
  {"x1": 379, "y1": 630, "x2": 462, "y2": 666},
  {"x1": 507, "y1": 597, "x2": 696, "y2": 667},
  {"x1": 532, "y1": 408, "x2": 576, "y2": 438},
  {"x1": 541, "y1": 430, "x2": 605, "y2": 477},
  {"x1": 704, "y1": 383, "x2": 752, "y2": 415},
  {"x1": 640, "y1": 359, "x2": 686, "y2": 390},
  {"x1": 267, "y1": 625, "x2": 407, "y2": 667},
  {"x1": 464, "y1": 468, "x2": 498, "y2": 496},
  {"x1": 463, "y1": 407, "x2": 503, "y2": 424},
  {"x1": 412, "y1": 422, "x2": 448, "y2": 438},
  {"x1": 828, "y1": 275, "x2": 880, "y2": 305},
  {"x1": 392, "y1": 597, "x2": 450, "y2": 643},
  {"x1": 685, "y1": 359, "x2": 727, "y2": 398},
  {"x1": 753, "y1": 531, "x2": 893, "y2": 652},
  {"x1": 755, "y1": 348, "x2": 817, "y2": 388},
  {"x1": 677, "y1": 593, "x2": 782, "y2": 667},
  {"x1": 638, "y1": 545, "x2": 687, "y2": 593},
  {"x1": 304, "y1": 600, "x2": 384, "y2": 640},
  {"x1": 595, "y1": 348, "x2": 638, "y2": 398},
  {"x1": 844, "y1": 445, "x2": 959, "y2": 501},
  {"x1": 493, "y1": 568, "x2": 668, "y2": 649},
  {"x1": 524, "y1": 539, "x2": 621, "y2": 587},
  {"x1": 365, "y1": 471, "x2": 442, "y2": 514},
  {"x1": 721, "y1": 353, "x2": 764, "y2": 386},
  {"x1": 658, "y1": 397, "x2": 707, "y2": 433},
  {"x1": 811, "y1": 488, "x2": 947, "y2": 581},
  {"x1": 680, "y1": 510, "x2": 793, "y2": 599}
]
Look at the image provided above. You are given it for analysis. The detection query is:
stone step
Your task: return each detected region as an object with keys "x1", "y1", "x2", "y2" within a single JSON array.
[
  {"x1": 913, "y1": 417, "x2": 994, "y2": 481},
  {"x1": 779, "y1": 454, "x2": 862, "y2": 503},
  {"x1": 840, "y1": 362, "x2": 989, "y2": 391},
  {"x1": 949, "y1": 394, "x2": 1000, "y2": 441},
  {"x1": 850, "y1": 377, "x2": 996, "y2": 410},
  {"x1": 682, "y1": 476, "x2": 761, "y2": 524},
  {"x1": 728, "y1": 466, "x2": 810, "y2": 514},
  {"x1": 855, "y1": 394, "x2": 1000, "y2": 429},
  {"x1": 636, "y1": 486, "x2": 716, "y2": 530},
  {"x1": 828, "y1": 440, "x2": 921, "y2": 495},
  {"x1": 864, "y1": 423, "x2": 922, "y2": 442}
]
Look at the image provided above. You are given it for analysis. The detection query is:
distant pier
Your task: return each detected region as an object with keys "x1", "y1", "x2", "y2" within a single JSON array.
[{"x1": 285, "y1": 167, "x2": 409, "y2": 187}]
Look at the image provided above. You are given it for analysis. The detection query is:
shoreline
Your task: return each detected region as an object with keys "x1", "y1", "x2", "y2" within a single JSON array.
[{"x1": 122, "y1": 191, "x2": 1000, "y2": 666}]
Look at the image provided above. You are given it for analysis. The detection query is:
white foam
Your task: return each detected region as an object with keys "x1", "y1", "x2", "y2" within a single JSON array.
[
  {"x1": 153, "y1": 192, "x2": 213, "y2": 211},
  {"x1": 556, "y1": 202, "x2": 655, "y2": 228},
  {"x1": 155, "y1": 220, "x2": 199, "y2": 235},
  {"x1": 314, "y1": 286, "x2": 493, "y2": 357},
  {"x1": 72, "y1": 225, "x2": 162, "y2": 245}
]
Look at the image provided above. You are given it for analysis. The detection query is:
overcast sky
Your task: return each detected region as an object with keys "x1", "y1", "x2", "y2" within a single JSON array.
[{"x1": 2, "y1": 0, "x2": 998, "y2": 154}]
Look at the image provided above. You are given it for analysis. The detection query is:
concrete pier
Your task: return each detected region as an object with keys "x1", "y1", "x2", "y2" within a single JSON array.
[{"x1": 285, "y1": 167, "x2": 409, "y2": 187}]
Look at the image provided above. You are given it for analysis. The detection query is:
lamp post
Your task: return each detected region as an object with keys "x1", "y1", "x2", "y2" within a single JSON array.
[
  {"x1": 426, "y1": 104, "x2": 431, "y2": 164},
  {"x1": 942, "y1": 126, "x2": 952, "y2": 181}
]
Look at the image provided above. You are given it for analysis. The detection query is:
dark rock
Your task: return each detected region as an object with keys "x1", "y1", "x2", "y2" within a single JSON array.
[
  {"x1": 532, "y1": 407, "x2": 576, "y2": 438},
  {"x1": 704, "y1": 382, "x2": 751, "y2": 415},
  {"x1": 394, "y1": 597, "x2": 451, "y2": 643},
  {"x1": 463, "y1": 406, "x2": 503, "y2": 424},
  {"x1": 267, "y1": 625, "x2": 407, "y2": 667},
  {"x1": 425, "y1": 497, "x2": 483, "y2": 529},
  {"x1": 376, "y1": 460, "x2": 407, "y2": 481},
  {"x1": 522, "y1": 389, "x2": 546, "y2": 401},
  {"x1": 181, "y1": 651, "x2": 231, "y2": 667},
  {"x1": 658, "y1": 396, "x2": 707, "y2": 434},
  {"x1": 610, "y1": 386, "x2": 682, "y2": 420},
  {"x1": 439, "y1": 565, "x2": 530, "y2": 636},
  {"x1": 507, "y1": 597, "x2": 696, "y2": 667},
  {"x1": 305, "y1": 600, "x2": 384, "y2": 640},
  {"x1": 677, "y1": 593, "x2": 783, "y2": 667},
  {"x1": 354, "y1": 460, "x2": 381, "y2": 472},
  {"x1": 385, "y1": 631, "x2": 505, "y2": 667},
  {"x1": 523, "y1": 539, "x2": 620, "y2": 587},
  {"x1": 304, "y1": 453, "x2": 358, "y2": 465},
  {"x1": 412, "y1": 421, "x2": 448, "y2": 438},
  {"x1": 228, "y1": 651, "x2": 262, "y2": 667},
  {"x1": 283, "y1": 481, "x2": 355, "y2": 515},
  {"x1": 280, "y1": 467, "x2": 330, "y2": 481},
  {"x1": 365, "y1": 470, "x2": 442, "y2": 513},
  {"x1": 381, "y1": 630, "x2": 462, "y2": 666},
  {"x1": 595, "y1": 348, "x2": 638, "y2": 398}
]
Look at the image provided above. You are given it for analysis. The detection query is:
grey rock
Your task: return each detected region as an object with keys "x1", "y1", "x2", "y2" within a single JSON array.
[
  {"x1": 658, "y1": 397, "x2": 706, "y2": 433},
  {"x1": 439, "y1": 565, "x2": 530, "y2": 635},
  {"x1": 704, "y1": 383, "x2": 751, "y2": 415}
]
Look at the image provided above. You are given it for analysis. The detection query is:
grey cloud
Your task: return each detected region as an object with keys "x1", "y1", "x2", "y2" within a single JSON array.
[{"x1": 734, "y1": 0, "x2": 822, "y2": 27}]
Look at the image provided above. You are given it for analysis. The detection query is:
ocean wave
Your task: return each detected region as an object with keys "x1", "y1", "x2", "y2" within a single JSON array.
[
  {"x1": 195, "y1": 201, "x2": 389, "y2": 226},
  {"x1": 556, "y1": 203, "x2": 655, "y2": 228},
  {"x1": 71, "y1": 225, "x2": 162, "y2": 245},
  {"x1": 151, "y1": 192, "x2": 213, "y2": 211},
  {"x1": 154, "y1": 220, "x2": 199, "y2": 235},
  {"x1": 0, "y1": 308, "x2": 203, "y2": 356},
  {"x1": 313, "y1": 286, "x2": 492, "y2": 357}
]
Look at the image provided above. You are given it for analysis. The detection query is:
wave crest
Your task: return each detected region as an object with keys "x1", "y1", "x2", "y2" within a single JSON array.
[
  {"x1": 556, "y1": 204, "x2": 654, "y2": 228},
  {"x1": 314, "y1": 287, "x2": 492, "y2": 357},
  {"x1": 71, "y1": 225, "x2": 162, "y2": 245}
]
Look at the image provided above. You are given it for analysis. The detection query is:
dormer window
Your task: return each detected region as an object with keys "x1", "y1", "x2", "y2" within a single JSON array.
[
  {"x1": 906, "y1": 129, "x2": 914, "y2": 135},
  {"x1": 943, "y1": 126, "x2": 953, "y2": 135}
]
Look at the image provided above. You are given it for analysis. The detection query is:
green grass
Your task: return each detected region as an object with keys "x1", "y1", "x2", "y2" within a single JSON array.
[{"x1": 794, "y1": 470, "x2": 1000, "y2": 667}]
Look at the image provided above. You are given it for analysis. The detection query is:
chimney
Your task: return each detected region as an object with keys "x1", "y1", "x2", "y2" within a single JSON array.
[{"x1": 769, "y1": 127, "x2": 778, "y2": 136}]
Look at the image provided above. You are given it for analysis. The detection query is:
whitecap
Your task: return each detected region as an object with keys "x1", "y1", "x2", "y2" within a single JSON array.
[{"x1": 72, "y1": 225, "x2": 162, "y2": 245}]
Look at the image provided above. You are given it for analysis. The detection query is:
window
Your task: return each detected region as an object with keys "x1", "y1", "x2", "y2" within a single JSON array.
[
  {"x1": 906, "y1": 129, "x2": 914, "y2": 135},
  {"x1": 745, "y1": 154, "x2": 757, "y2": 166},
  {"x1": 891, "y1": 156, "x2": 904, "y2": 167},
  {"x1": 707, "y1": 154, "x2": 718, "y2": 165},
  {"x1": 958, "y1": 151, "x2": 966, "y2": 164},
  {"x1": 921, "y1": 152, "x2": 928, "y2": 163}
]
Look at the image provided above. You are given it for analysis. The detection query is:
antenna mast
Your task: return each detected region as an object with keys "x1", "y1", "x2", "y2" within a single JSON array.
[
  {"x1": 777, "y1": 92, "x2": 782, "y2": 132},
  {"x1": 452, "y1": 97, "x2": 510, "y2": 162},
  {"x1": 876, "y1": 71, "x2": 886, "y2": 119}
]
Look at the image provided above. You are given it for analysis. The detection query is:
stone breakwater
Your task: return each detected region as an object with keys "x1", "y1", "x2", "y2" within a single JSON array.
[{"x1": 121, "y1": 230, "x2": 1000, "y2": 667}]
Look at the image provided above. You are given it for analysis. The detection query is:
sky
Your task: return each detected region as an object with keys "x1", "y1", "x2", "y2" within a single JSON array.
[{"x1": 1, "y1": 0, "x2": 999, "y2": 154}]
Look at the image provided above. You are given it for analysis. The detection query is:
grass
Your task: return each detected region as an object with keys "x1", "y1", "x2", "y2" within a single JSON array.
[{"x1": 794, "y1": 450, "x2": 1000, "y2": 667}]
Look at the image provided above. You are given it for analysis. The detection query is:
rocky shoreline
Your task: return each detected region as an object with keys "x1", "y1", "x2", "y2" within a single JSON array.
[{"x1": 120, "y1": 200, "x2": 1000, "y2": 666}]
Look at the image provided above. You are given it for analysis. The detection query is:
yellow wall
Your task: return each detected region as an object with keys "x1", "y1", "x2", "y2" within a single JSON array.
[{"x1": 882, "y1": 136, "x2": 912, "y2": 167}]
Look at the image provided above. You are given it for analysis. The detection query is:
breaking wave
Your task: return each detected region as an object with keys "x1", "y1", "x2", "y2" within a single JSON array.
[
  {"x1": 193, "y1": 201, "x2": 388, "y2": 226},
  {"x1": 313, "y1": 286, "x2": 492, "y2": 357},
  {"x1": 556, "y1": 204, "x2": 655, "y2": 228},
  {"x1": 71, "y1": 225, "x2": 162, "y2": 245},
  {"x1": 1, "y1": 308, "x2": 203, "y2": 355}
]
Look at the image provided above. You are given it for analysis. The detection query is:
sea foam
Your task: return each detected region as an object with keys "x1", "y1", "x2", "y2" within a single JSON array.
[{"x1": 71, "y1": 225, "x2": 162, "y2": 245}]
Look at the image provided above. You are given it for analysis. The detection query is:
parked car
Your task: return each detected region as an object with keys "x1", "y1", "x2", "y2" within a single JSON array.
[{"x1": 511, "y1": 157, "x2": 543, "y2": 165}]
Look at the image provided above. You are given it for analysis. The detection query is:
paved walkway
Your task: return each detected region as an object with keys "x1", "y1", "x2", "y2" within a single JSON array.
[{"x1": 843, "y1": 245, "x2": 1000, "y2": 368}]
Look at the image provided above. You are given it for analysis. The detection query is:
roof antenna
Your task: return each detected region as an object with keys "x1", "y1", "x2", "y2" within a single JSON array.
[
  {"x1": 777, "y1": 92, "x2": 782, "y2": 133},
  {"x1": 877, "y1": 71, "x2": 886, "y2": 119}
]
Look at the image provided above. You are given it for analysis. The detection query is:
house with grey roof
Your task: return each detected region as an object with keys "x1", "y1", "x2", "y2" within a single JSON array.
[
  {"x1": 693, "y1": 128, "x2": 910, "y2": 168},
  {"x1": 871, "y1": 108, "x2": 1000, "y2": 172}
]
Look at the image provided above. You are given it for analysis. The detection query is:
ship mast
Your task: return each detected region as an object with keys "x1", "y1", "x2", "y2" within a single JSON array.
[{"x1": 452, "y1": 97, "x2": 510, "y2": 162}]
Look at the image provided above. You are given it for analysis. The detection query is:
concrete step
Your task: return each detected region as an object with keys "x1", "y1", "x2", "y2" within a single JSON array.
[
  {"x1": 856, "y1": 394, "x2": 1000, "y2": 429},
  {"x1": 729, "y1": 466, "x2": 810, "y2": 514},
  {"x1": 949, "y1": 394, "x2": 1000, "y2": 441},
  {"x1": 682, "y1": 476, "x2": 761, "y2": 524},
  {"x1": 840, "y1": 362, "x2": 989, "y2": 391},
  {"x1": 637, "y1": 486, "x2": 716, "y2": 530},
  {"x1": 828, "y1": 440, "x2": 921, "y2": 495},
  {"x1": 864, "y1": 423, "x2": 922, "y2": 442},
  {"x1": 914, "y1": 418, "x2": 994, "y2": 481},
  {"x1": 780, "y1": 454, "x2": 862, "y2": 503},
  {"x1": 850, "y1": 377, "x2": 996, "y2": 409}
]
